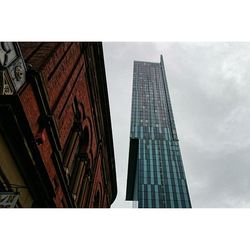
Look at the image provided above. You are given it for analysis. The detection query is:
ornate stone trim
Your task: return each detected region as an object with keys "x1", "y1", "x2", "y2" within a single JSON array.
[{"x1": 0, "y1": 42, "x2": 26, "y2": 95}]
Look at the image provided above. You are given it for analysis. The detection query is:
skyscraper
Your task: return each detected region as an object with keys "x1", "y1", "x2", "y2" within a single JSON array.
[{"x1": 126, "y1": 55, "x2": 192, "y2": 208}]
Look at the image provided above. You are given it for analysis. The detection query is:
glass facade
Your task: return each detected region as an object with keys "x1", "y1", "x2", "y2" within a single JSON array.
[{"x1": 129, "y1": 56, "x2": 192, "y2": 208}]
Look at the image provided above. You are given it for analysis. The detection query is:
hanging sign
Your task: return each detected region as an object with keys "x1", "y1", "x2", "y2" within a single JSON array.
[{"x1": 0, "y1": 192, "x2": 20, "y2": 208}]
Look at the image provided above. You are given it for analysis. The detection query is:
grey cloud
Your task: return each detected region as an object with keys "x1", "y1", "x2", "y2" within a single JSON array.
[{"x1": 104, "y1": 42, "x2": 250, "y2": 208}]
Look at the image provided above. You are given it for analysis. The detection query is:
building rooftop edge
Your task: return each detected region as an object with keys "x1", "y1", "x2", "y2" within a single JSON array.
[{"x1": 134, "y1": 55, "x2": 165, "y2": 65}]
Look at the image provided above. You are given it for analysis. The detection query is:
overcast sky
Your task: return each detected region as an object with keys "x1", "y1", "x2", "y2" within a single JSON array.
[{"x1": 103, "y1": 42, "x2": 250, "y2": 208}]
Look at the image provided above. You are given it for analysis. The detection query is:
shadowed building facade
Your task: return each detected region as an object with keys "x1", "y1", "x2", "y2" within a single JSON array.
[
  {"x1": 126, "y1": 56, "x2": 191, "y2": 208},
  {"x1": 0, "y1": 42, "x2": 117, "y2": 208}
]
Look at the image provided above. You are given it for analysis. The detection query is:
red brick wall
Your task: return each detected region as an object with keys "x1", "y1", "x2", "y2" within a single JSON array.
[
  {"x1": 19, "y1": 82, "x2": 40, "y2": 135},
  {"x1": 89, "y1": 151, "x2": 109, "y2": 208},
  {"x1": 18, "y1": 42, "x2": 111, "y2": 207}
]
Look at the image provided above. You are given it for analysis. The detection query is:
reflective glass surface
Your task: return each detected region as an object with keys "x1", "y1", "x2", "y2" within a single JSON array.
[{"x1": 130, "y1": 58, "x2": 192, "y2": 208}]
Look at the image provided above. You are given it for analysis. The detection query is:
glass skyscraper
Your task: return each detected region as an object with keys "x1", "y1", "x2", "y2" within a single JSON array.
[{"x1": 126, "y1": 55, "x2": 192, "y2": 208}]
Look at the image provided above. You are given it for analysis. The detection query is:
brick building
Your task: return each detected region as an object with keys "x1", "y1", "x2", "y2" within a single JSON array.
[{"x1": 0, "y1": 42, "x2": 117, "y2": 208}]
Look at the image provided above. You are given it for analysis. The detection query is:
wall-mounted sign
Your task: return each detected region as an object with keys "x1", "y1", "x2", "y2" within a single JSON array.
[{"x1": 0, "y1": 192, "x2": 20, "y2": 208}]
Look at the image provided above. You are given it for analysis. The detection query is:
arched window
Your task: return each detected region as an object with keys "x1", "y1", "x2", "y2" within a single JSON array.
[
  {"x1": 63, "y1": 98, "x2": 86, "y2": 175},
  {"x1": 81, "y1": 127, "x2": 89, "y2": 152},
  {"x1": 70, "y1": 126, "x2": 92, "y2": 207}
]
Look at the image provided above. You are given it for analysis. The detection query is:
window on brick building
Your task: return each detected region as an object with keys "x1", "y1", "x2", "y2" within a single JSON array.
[
  {"x1": 93, "y1": 190, "x2": 100, "y2": 208},
  {"x1": 70, "y1": 126, "x2": 91, "y2": 207}
]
